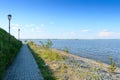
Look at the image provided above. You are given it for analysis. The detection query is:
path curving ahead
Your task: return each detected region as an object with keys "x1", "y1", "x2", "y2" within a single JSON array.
[{"x1": 4, "y1": 44, "x2": 43, "y2": 80}]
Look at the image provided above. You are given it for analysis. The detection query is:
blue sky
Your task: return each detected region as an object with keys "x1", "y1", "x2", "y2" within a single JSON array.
[{"x1": 0, "y1": 0, "x2": 120, "y2": 39}]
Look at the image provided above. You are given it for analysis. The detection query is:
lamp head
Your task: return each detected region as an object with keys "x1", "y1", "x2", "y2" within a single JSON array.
[{"x1": 8, "y1": 14, "x2": 12, "y2": 20}]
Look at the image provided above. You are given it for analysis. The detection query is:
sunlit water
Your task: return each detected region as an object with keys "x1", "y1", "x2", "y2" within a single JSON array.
[{"x1": 21, "y1": 39, "x2": 120, "y2": 67}]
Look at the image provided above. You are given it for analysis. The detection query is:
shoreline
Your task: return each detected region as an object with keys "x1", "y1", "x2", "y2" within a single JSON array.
[
  {"x1": 22, "y1": 39, "x2": 120, "y2": 67},
  {"x1": 53, "y1": 48, "x2": 120, "y2": 80},
  {"x1": 28, "y1": 42, "x2": 120, "y2": 80},
  {"x1": 54, "y1": 48, "x2": 120, "y2": 71},
  {"x1": 55, "y1": 48, "x2": 119, "y2": 64}
]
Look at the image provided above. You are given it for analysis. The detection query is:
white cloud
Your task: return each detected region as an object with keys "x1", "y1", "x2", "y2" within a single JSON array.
[
  {"x1": 11, "y1": 24, "x2": 21, "y2": 39},
  {"x1": 24, "y1": 24, "x2": 44, "y2": 28},
  {"x1": 12, "y1": 24, "x2": 21, "y2": 31},
  {"x1": 98, "y1": 31, "x2": 113, "y2": 37},
  {"x1": 32, "y1": 27, "x2": 44, "y2": 32},
  {"x1": 31, "y1": 28, "x2": 35, "y2": 32},
  {"x1": 81, "y1": 29, "x2": 89, "y2": 32},
  {"x1": 40, "y1": 24, "x2": 44, "y2": 27},
  {"x1": 116, "y1": 33, "x2": 120, "y2": 35},
  {"x1": 61, "y1": 32, "x2": 77, "y2": 39},
  {"x1": 22, "y1": 24, "x2": 45, "y2": 32},
  {"x1": 10, "y1": 23, "x2": 46, "y2": 39},
  {"x1": 69, "y1": 32, "x2": 76, "y2": 36},
  {"x1": 12, "y1": 26, "x2": 18, "y2": 31}
]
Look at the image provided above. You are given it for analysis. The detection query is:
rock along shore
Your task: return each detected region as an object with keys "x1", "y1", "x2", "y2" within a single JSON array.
[{"x1": 51, "y1": 49, "x2": 120, "y2": 80}]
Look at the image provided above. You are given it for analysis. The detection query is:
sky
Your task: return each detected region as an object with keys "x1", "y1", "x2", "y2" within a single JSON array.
[{"x1": 0, "y1": 0, "x2": 120, "y2": 39}]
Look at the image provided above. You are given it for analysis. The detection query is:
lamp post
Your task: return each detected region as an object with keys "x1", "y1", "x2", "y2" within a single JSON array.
[
  {"x1": 18, "y1": 29, "x2": 20, "y2": 40},
  {"x1": 8, "y1": 14, "x2": 12, "y2": 44}
]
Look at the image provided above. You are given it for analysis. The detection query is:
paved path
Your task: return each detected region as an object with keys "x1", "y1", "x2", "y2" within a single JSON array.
[{"x1": 4, "y1": 44, "x2": 43, "y2": 80}]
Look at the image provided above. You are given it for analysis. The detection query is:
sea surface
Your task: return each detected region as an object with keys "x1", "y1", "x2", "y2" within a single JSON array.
[{"x1": 21, "y1": 39, "x2": 120, "y2": 67}]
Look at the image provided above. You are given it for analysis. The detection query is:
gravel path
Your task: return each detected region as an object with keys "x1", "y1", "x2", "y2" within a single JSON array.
[{"x1": 4, "y1": 44, "x2": 43, "y2": 80}]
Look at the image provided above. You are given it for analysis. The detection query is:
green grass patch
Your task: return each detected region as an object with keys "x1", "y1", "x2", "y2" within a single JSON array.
[
  {"x1": 0, "y1": 28, "x2": 22, "y2": 79},
  {"x1": 28, "y1": 41, "x2": 67, "y2": 80},
  {"x1": 28, "y1": 43, "x2": 56, "y2": 80}
]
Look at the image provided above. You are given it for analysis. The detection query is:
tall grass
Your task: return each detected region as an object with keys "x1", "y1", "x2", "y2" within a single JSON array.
[
  {"x1": 28, "y1": 40, "x2": 66, "y2": 80},
  {"x1": 28, "y1": 40, "x2": 118, "y2": 80},
  {"x1": 0, "y1": 28, "x2": 22, "y2": 79},
  {"x1": 108, "y1": 57, "x2": 116, "y2": 74}
]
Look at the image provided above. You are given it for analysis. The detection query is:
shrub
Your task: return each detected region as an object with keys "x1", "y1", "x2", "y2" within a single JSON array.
[
  {"x1": 64, "y1": 47, "x2": 69, "y2": 53},
  {"x1": 108, "y1": 56, "x2": 116, "y2": 74},
  {"x1": 40, "y1": 39, "x2": 53, "y2": 49}
]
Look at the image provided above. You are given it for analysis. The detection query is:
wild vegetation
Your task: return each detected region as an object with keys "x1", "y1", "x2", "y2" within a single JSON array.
[
  {"x1": 28, "y1": 40, "x2": 120, "y2": 80},
  {"x1": 64, "y1": 47, "x2": 69, "y2": 53},
  {"x1": 108, "y1": 57, "x2": 117, "y2": 74},
  {"x1": 28, "y1": 40, "x2": 67, "y2": 80},
  {"x1": 0, "y1": 28, "x2": 22, "y2": 79}
]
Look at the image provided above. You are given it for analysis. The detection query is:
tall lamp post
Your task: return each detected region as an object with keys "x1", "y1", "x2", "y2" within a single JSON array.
[
  {"x1": 18, "y1": 29, "x2": 20, "y2": 40},
  {"x1": 8, "y1": 14, "x2": 12, "y2": 44}
]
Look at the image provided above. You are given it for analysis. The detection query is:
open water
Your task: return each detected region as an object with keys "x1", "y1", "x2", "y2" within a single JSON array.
[{"x1": 21, "y1": 39, "x2": 120, "y2": 67}]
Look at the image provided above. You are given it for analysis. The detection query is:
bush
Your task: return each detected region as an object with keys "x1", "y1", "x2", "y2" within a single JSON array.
[
  {"x1": 39, "y1": 39, "x2": 52, "y2": 49},
  {"x1": 108, "y1": 56, "x2": 116, "y2": 74},
  {"x1": 64, "y1": 47, "x2": 69, "y2": 53}
]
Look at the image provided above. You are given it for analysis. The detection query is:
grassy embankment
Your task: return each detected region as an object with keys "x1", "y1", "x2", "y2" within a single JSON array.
[
  {"x1": 28, "y1": 40, "x2": 100, "y2": 80},
  {"x1": 28, "y1": 40, "x2": 72, "y2": 80},
  {"x1": 0, "y1": 28, "x2": 22, "y2": 79},
  {"x1": 28, "y1": 40, "x2": 118, "y2": 80}
]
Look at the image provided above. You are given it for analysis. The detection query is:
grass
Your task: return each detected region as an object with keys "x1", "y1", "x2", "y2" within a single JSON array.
[
  {"x1": 108, "y1": 57, "x2": 116, "y2": 74},
  {"x1": 0, "y1": 28, "x2": 22, "y2": 79},
  {"x1": 28, "y1": 40, "x2": 118, "y2": 80},
  {"x1": 28, "y1": 41, "x2": 56, "y2": 80},
  {"x1": 28, "y1": 41, "x2": 67, "y2": 80}
]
